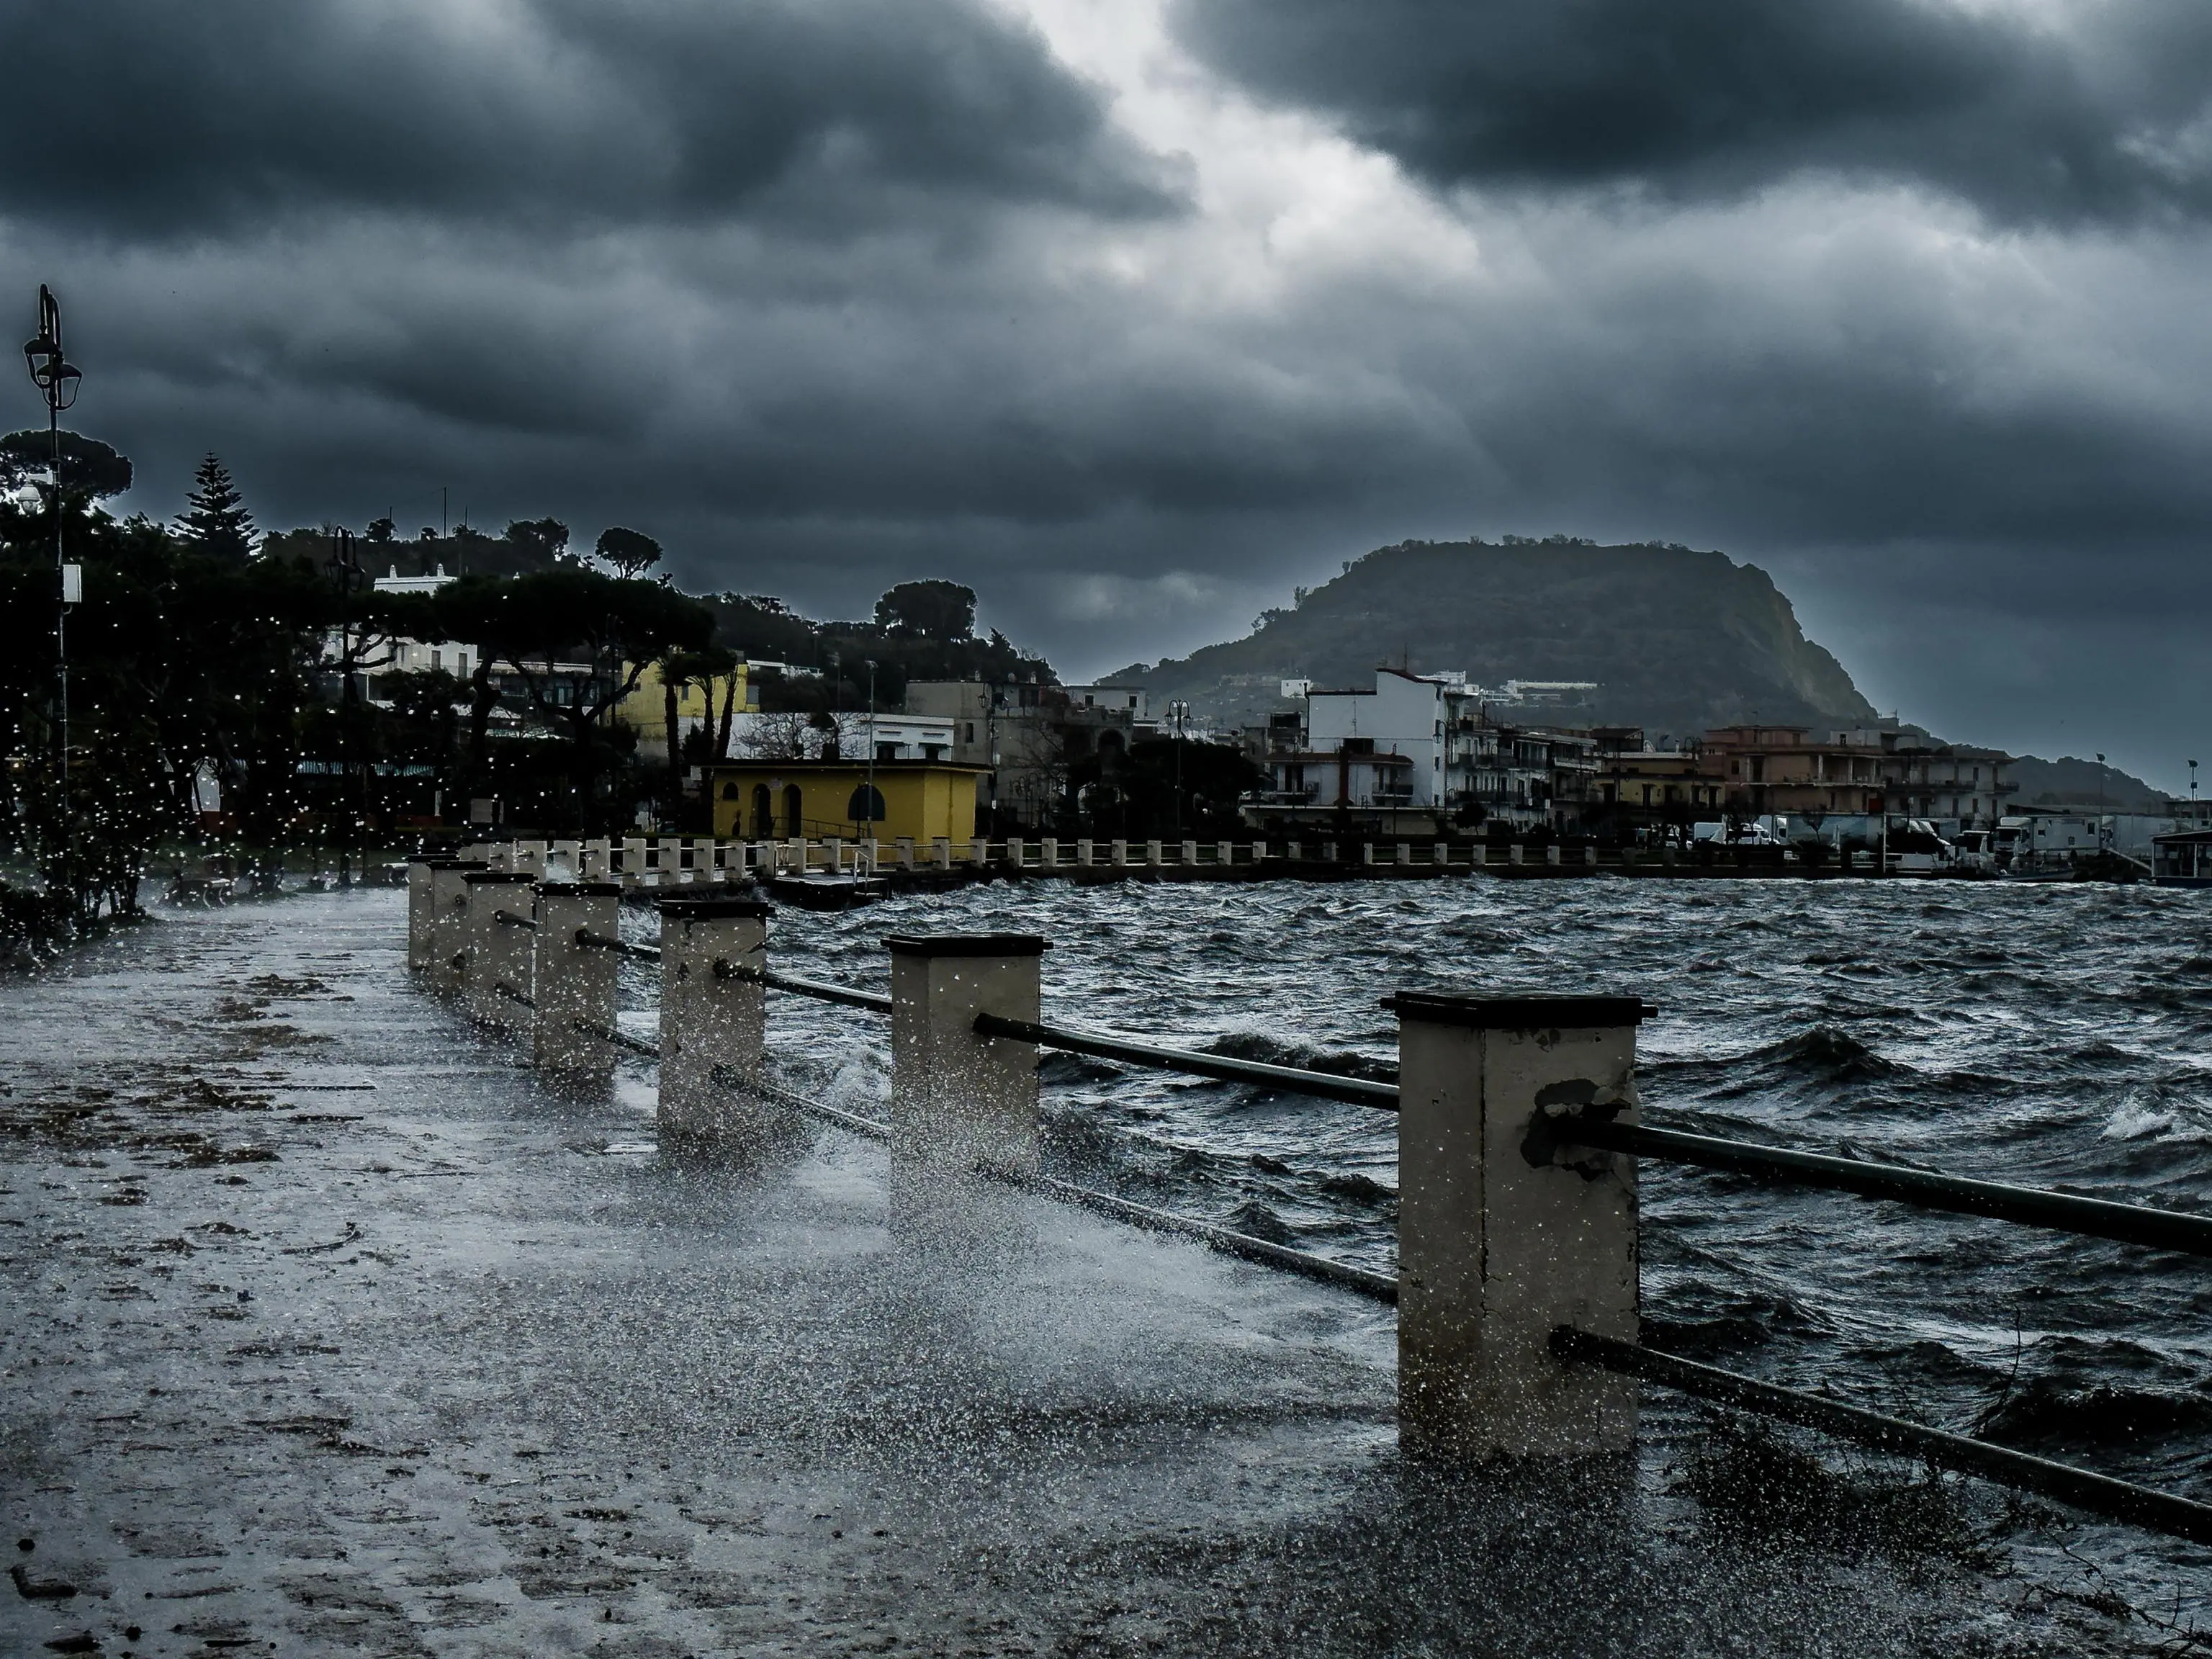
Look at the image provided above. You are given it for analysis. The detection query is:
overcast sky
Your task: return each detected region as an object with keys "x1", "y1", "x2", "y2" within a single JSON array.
[{"x1": 7, "y1": 0, "x2": 2211, "y2": 786}]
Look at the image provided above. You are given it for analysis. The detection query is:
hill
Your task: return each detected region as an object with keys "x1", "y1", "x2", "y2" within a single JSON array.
[
  {"x1": 1110, "y1": 538, "x2": 1878, "y2": 739},
  {"x1": 2007, "y1": 755, "x2": 2164, "y2": 811}
]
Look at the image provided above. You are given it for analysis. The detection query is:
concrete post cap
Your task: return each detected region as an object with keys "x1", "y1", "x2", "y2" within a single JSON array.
[
  {"x1": 655, "y1": 896, "x2": 773, "y2": 920},
  {"x1": 534, "y1": 881, "x2": 625, "y2": 897},
  {"x1": 884, "y1": 933, "x2": 1050, "y2": 958},
  {"x1": 461, "y1": 869, "x2": 537, "y2": 885},
  {"x1": 1382, "y1": 992, "x2": 1656, "y2": 1029}
]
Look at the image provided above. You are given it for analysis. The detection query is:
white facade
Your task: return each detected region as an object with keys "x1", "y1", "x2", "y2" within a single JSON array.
[
  {"x1": 372, "y1": 564, "x2": 456, "y2": 595},
  {"x1": 1065, "y1": 684, "x2": 1151, "y2": 721},
  {"x1": 1306, "y1": 670, "x2": 1449, "y2": 806}
]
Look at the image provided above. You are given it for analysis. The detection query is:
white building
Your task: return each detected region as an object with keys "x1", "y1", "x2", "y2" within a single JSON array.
[{"x1": 1306, "y1": 668, "x2": 1451, "y2": 807}]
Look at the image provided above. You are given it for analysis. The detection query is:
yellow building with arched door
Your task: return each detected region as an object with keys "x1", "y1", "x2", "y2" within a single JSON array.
[{"x1": 704, "y1": 760, "x2": 986, "y2": 842}]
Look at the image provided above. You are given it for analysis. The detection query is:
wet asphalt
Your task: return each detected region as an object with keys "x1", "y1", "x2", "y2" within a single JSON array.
[{"x1": 0, "y1": 890, "x2": 2154, "y2": 1656}]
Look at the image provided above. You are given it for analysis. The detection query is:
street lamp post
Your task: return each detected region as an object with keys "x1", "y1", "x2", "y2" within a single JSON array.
[
  {"x1": 325, "y1": 527, "x2": 365, "y2": 888},
  {"x1": 1169, "y1": 699, "x2": 1190, "y2": 835},
  {"x1": 22, "y1": 285, "x2": 82, "y2": 817}
]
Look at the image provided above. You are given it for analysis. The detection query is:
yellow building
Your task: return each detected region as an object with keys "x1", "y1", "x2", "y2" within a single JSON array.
[
  {"x1": 608, "y1": 660, "x2": 758, "y2": 759},
  {"x1": 706, "y1": 760, "x2": 986, "y2": 843}
]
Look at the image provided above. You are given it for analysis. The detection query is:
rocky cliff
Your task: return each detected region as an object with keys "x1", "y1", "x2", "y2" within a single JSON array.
[{"x1": 1112, "y1": 539, "x2": 1878, "y2": 739}]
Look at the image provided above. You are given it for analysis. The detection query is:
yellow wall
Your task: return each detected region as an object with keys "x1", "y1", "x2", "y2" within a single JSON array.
[
  {"x1": 708, "y1": 764, "x2": 981, "y2": 843},
  {"x1": 609, "y1": 660, "x2": 757, "y2": 750}
]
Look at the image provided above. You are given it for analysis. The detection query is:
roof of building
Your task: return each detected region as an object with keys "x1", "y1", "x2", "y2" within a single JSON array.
[{"x1": 706, "y1": 757, "x2": 991, "y2": 774}]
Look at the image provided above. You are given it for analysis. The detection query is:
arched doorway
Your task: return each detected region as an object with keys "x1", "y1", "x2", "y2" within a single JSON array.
[
  {"x1": 750, "y1": 784, "x2": 773, "y2": 839},
  {"x1": 783, "y1": 784, "x2": 804, "y2": 838}
]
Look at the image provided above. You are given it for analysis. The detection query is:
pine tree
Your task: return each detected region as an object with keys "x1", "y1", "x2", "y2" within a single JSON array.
[{"x1": 175, "y1": 454, "x2": 256, "y2": 560}]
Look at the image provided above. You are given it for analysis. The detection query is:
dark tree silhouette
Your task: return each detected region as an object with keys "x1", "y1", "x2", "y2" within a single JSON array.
[
  {"x1": 174, "y1": 454, "x2": 256, "y2": 561},
  {"x1": 595, "y1": 525, "x2": 661, "y2": 579},
  {"x1": 875, "y1": 579, "x2": 975, "y2": 641},
  {"x1": 365, "y1": 516, "x2": 396, "y2": 544},
  {"x1": 0, "y1": 429, "x2": 132, "y2": 503},
  {"x1": 505, "y1": 517, "x2": 570, "y2": 565}
]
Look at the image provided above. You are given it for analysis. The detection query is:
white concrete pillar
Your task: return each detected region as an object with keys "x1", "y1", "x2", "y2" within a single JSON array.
[
  {"x1": 1471, "y1": 844, "x2": 1487, "y2": 868},
  {"x1": 887, "y1": 932, "x2": 1046, "y2": 1180},
  {"x1": 1397, "y1": 842, "x2": 1413, "y2": 866},
  {"x1": 1287, "y1": 841, "x2": 1303, "y2": 861},
  {"x1": 531, "y1": 882, "x2": 624, "y2": 1076},
  {"x1": 1363, "y1": 842, "x2": 1377, "y2": 866},
  {"x1": 1215, "y1": 840, "x2": 1233, "y2": 866},
  {"x1": 1509, "y1": 844, "x2": 1524, "y2": 866},
  {"x1": 1434, "y1": 842, "x2": 1451, "y2": 867},
  {"x1": 1076, "y1": 839, "x2": 1093, "y2": 867},
  {"x1": 1145, "y1": 839, "x2": 1164, "y2": 867},
  {"x1": 463, "y1": 871, "x2": 536, "y2": 1026},
  {"x1": 427, "y1": 861, "x2": 487, "y2": 993},
  {"x1": 1179, "y1": 839, "x2": 1198, "y2": 866},
  {"x1": 550, "y1": 839, "x2": 581, "y2": 878},
  {"x1": 485, "y1": 842, "x2": 513, "y2": 873},
  {"x1": 1388, "y1": 990, "x2": 1648, "y2": 1460},
  {"x1": 932, "y1": 837, "x2": 952, "y2": 869},
  {"x1": 968, "y1": 838, "x2": 989, "y2": 868},
  {"x1": 1040, "y1": 837, "x2": 1059, "y2": 870},
  {"x1": 1110, "y1": 839, "x2": 1128, "y2": 867},
  {"x1": 1547, "y1": 844, "x2": 1563, "y2": 867},
  {"x1": 896, "y1": 837, "x2": 916, "y2": 869},
  {"x1": 656, "y1": 894, "x2": 772, "y2": 1148},
  {"x1": 624, "y1": 837, "x2": 648, "y2": 882},
  {"x1": 513, "y1": 840, "x2": 548, "y2": 878},
  {"x1": 1321, "y1": 840, "x2": 1337, "y2": 862},
  {"x1": 1005, "y1": 837, "x2": 1026, "y2": 870}
]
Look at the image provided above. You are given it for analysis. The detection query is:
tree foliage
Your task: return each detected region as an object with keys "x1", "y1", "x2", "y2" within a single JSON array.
[
  {"x1": 174, "y1": 454, "x2": 256, "y2": 561},
  {"x1": 594, "y1": 525, "x2": 662, "y2": 579}
]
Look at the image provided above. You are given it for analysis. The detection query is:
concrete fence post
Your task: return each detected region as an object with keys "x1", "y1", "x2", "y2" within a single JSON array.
[
  {"x1": 1470, "y1": 845, "x2": 1487, "y2": 868},
  {"x1": 1005, "y1": 837, "x2": 1026, "y2": 871},
  {"x1": 1547, "y1": 844, "x2": 1563, "y2": 867},
  {"x1": 1509, "y1": 844, "x2": 1524, "y2": 866},
  {"x1": 1385, "y1": 990, "x2": 1649, "y2": 1459},
  {"x1": 655, "y1": 894, "x2": 772, "y2": 1149},
  {"x1": 1287, "y1": 841, "x2": 1303, "y2": 861},
  {"x1": 1040, "y1": 837, "x2": 1059, "y2": 870},
  {"x1": 895, "y1": 837, "x2": 915, "y2": 869},
  {"x1": 1397, "y1": 842, "x2": 1413, "y2": 866},
  {"x1": 968, "y1": 839, "x2": 989, "y2": 868},
  {"x1": 513, "y1": 840, "x2": 548, "y2": 878},
  {"x1": 1145, "y1": 839, "x2": 1164, "y2": 868},
  {"x1": 1180, "y1": 839, "x2": 1199, "y2": 866},
  {"x1": 1434, "y1": 841, "x2": 1451, "y2": 867},
  {"x1": 1110, "y1": 839, "x2": 1128, "y2": 867},
  {"x1": 1216, "y1": 840, "x2": 1234, "y2": 866},
  {"x1": 551, "y1": 839, "x2": 581, "y2": 878},
  {"x1": 463, "y1": 871, "x2": 537, "y2": 1025},
  {"x1": 428, "y1": 861, "x2": 487, "y2": 993},
  {"x1": 886, "y1": 933, "x2": 1046, "y2": 1182},
  {"x1": 407, "y1": 858, "x2": 471, "y2": 973},
  {"x1": 531, "y1": 882, "x2": 624, "y2": 1077}
]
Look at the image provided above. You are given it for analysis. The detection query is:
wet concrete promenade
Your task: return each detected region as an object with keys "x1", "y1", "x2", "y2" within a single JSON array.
[{"x1": 0, "y1": 892, "x2": 2129, "y2": 1656}]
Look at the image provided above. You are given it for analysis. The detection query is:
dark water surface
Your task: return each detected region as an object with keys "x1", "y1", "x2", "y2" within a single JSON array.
[{"x1": 1, "y1": 881, "x2": 2206, "y2": 1655}]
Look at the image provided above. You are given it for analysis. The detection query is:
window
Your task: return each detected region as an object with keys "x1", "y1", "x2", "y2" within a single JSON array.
[
  {"x1": 923, "y1": 744, "x2": 945, "y2": 762},
  {"x1": 876, "y1": 742, "x2": 899, "y2": 761},
  {"x1": 750, "y1": 784, "x2": 773, "y2": 838},
  {"x1": 783, "y1": 784, "x2": 804, "y2": 838},
  {"x1": 963, "y1": 723, "x2": 975, "y2": 742}
]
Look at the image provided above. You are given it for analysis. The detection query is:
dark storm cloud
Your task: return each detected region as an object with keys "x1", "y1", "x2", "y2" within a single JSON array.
[
  {"x1": 1171, "y1": 0, "x2": 2212, "y2": 224},
  {"x1": 0, "y1": 0, "x2": 1181, "y2": 236}
]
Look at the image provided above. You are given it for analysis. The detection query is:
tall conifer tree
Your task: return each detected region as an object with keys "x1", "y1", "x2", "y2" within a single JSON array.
[{"x1": 175, "y1": 454, "x2": 256, "y2": 560}]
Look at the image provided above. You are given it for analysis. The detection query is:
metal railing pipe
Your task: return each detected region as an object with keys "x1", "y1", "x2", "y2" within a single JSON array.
[
  {"x1": 571, "y1": 1017, "x2": 662, "y2": 1059},
  {"x1": 494, "y1": 909, "x2": 538, "y2": 931},
  {"x1": 1552, "y1": 1326, "x2": 2212, "y2": 1547},
  {"x1": 1553, "y1": 1115, "x2": 2212, "y2": 1259},
  {"x1": 575, "y1": 928, "x2": 659, "y2": 964},
  {"x1": 716, "y1": 960, "x2": 894, "y2": 1015},
  {"x1": 714, "y1": 1067, "x2": 1393, "y2": 1301},
  {"x1": 973, "y1": 1012, "x2": 1399, "y2": 1111}
]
